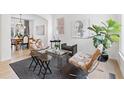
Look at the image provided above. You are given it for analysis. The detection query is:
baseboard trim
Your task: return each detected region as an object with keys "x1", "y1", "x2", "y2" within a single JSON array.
[
  {"x1": 119, "y1": 51, "x2": 124, "y2": 61},
  {"x1": 108, "y1": 57, "x2": 123, "y2": 79},
  {"x1": 0, "y1": 59, "x2": 11, "y2": 62}
]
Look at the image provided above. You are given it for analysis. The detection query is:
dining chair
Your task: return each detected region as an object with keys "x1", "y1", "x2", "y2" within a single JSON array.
[
  {"x1": 29, "y1": 50, "x2": 52, "y2": 79},
  {"x1": 68, "y1": 44, "x2": 103, "y2": 78},
  {"x1": 36, "y1": 51, "x2": 52, "y2": 79},
  {"x1": 29, "y1": 50, "x2": 40, "y2": 72},
  {"x1": 21, "y1": 35, "x2": 29, "y2": 49},
  {"x1": 11, "y1": 39, "x2": 16, "y2": 49}
]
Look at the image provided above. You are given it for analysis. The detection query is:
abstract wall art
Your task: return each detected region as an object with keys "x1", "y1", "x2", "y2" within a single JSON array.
[
  {"x1": 72, "y1": 18, "x2": 95, "y2": 38},
  {"x1": 57, "y1": 17, "x2": 64, "y2": 34},
  {"x1": 36, "y1": 24, "x2": 45, "y2": 35}
]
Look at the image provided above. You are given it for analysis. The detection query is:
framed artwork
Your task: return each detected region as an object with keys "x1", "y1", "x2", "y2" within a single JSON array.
[
  {"x1": 57, "y1": 17, "x2": 64, "y2": 34},
  {"x1": 36, "y1": 25, "x2": 45, "y2": 35},
  {"x1": 72, "y1": 18, "x2": 95, "y2": 38}
]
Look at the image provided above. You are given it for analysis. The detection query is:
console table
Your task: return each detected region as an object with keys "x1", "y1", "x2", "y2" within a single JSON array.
[{"x1": 50, "y1": 40, "x2": 61, "y2": 49}]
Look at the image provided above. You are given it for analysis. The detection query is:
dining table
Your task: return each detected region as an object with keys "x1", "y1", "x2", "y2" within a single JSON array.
[{"x1": 11, "y1": 38, "x2": 23, "y2": 50}]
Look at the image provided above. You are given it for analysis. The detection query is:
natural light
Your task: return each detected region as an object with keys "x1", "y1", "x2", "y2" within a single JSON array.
[{"x1": 120, "y1": 15, "x2": 124, "y2": 58}]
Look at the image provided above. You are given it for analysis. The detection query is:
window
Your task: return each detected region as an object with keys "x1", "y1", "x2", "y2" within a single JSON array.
[{"x1": 120, "y1": 15, "x2": 124, "y2": 56}]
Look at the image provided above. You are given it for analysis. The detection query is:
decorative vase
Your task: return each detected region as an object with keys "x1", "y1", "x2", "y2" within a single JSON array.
[{"x1": 98, "y1": 53, "x2": 109, "y2": 62}]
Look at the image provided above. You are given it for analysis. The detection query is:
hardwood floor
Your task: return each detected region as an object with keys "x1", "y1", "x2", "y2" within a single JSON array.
[
  {"x1": 0, "y1": 49, "x2": 123, "y2": 79},
  {"x1": 11, "y1": 49, "x2": 31, "y2": 63},
  {"x1": 88, "y1": 59, "x2": 123, "y2": 79},
  {"x1": 0, "y1": 49, "x2": 30, "y2": 79},
  {"x1": 0, "y1": 61, "x2": 18, "y2": 79}
]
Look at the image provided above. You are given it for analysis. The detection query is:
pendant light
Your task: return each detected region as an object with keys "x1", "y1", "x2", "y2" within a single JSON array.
[{"x1": 16, "y1": 14, "x2": 25, "y2": 31}]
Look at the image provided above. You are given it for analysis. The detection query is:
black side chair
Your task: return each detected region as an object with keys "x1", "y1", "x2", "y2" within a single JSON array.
[{"x1": 61, "y1": 43, "x2": 77, "y2": 57}]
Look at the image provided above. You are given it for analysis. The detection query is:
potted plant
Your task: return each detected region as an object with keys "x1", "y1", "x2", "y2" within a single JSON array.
[{"x1": 88, "y1": 19, "x2": 121, "y2": 62}]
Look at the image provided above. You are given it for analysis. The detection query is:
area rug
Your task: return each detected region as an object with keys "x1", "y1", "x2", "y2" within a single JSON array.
[{"x1": 9, "y1": 58, "x2": 87, "y2": 79}]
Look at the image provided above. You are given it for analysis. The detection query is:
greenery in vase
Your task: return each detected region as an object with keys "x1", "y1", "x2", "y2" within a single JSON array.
[
  {"x1": 15, "y1": 32, "x2": 23, "y2": 38},
  {"x1": 54, "y1": 44, "x2": 60, "y2": 49},
  {"x1": 18, "y1": 33, "x2": 23, "y2": 38},
  {"x1": 88, "y1": 19, "x2": 121, "y2": 55}
]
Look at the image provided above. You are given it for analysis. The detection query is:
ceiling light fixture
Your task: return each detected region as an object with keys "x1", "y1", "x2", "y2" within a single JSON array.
[{"x1": 16, "y1": 14, "x2": 25, "y2": 31}]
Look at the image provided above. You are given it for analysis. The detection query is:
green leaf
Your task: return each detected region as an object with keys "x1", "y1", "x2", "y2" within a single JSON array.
[
  {"x1": 99, "y1": 30, "x2": 107, "y2": 34},
  {"x1": 93, "y1": 39, "x2": 102, "y2": 48},
  {"x1": 104, "y1": 38, "x2": 112, "y2": 48},
  {"x1": 94, "y1": 35, "x2": 105, "y2": 41},
  {"x1": 89, "y1": 18, "x2": 121, "y2": 50},
  {"x1": 107, "y1": 19, "x2": 121, "y2": 33},
  {"x1": 101, "y1": 22, "x2": 108, "y2": 28},
  {"x1": 93, "y1": 25, "x2": 103, "y2": 33},
  {"x1": 88, "y1": 27, "x2": 96, "y2": 31},
  {"x1": 107, "y1": 19, "x2": 115, "y2": 27},
  {"x1": 110, "y1": 34, "x2": 120, "y2": 42}
]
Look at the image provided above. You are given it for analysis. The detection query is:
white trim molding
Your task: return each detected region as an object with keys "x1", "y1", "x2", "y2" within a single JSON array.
[
  {"x1": 119, "y1": 51, "x2": 124, "y2": 61},
  {"x1": 118, "y1": 51, "x2": 124, "y2": 77}
]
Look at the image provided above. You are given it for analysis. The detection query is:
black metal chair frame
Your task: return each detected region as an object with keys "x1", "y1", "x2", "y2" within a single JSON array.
[
  {"x1": 29, "y1": 55, "x2": 40, "y2": 72},
  {"x1": 29, "y1": 51, "x2": 52, "y2": 79},
  {"x1": 38, "y1": 59, "x2": 52, "y2": 79}
]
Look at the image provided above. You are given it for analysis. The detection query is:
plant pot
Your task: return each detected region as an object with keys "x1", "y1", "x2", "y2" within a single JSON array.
[{"x1": 98, "y1": 54, "x2": 109, "y2": 62}]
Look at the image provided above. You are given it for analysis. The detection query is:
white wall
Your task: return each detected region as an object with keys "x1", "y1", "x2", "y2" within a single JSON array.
[
  {"x1": 52, "y1": 14, "x2": 121, "y2": 58},
  {"x1": 0, "y1": 15, "x2": 11, "y2": 61},
  {"x1": 38, "y1": 14, "x2": 53, "y2": 46}
]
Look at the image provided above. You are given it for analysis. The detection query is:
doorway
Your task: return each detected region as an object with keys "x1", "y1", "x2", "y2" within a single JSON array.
[{"x1": 10, "y1": 15, "x2": 32, "y2": 60}]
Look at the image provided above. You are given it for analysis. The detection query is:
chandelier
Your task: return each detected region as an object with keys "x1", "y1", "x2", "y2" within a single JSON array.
[{"x1": 16, "y1": 14, "x2": 25, "y2": 31}]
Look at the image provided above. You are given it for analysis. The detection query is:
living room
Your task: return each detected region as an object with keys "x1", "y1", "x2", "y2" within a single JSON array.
[
  {"x1": 1, "y1": 0, "x2": 124, "y2": 93},
  {"x1": 0, "y1": 14, "x2": 123, "y2": 79}
]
